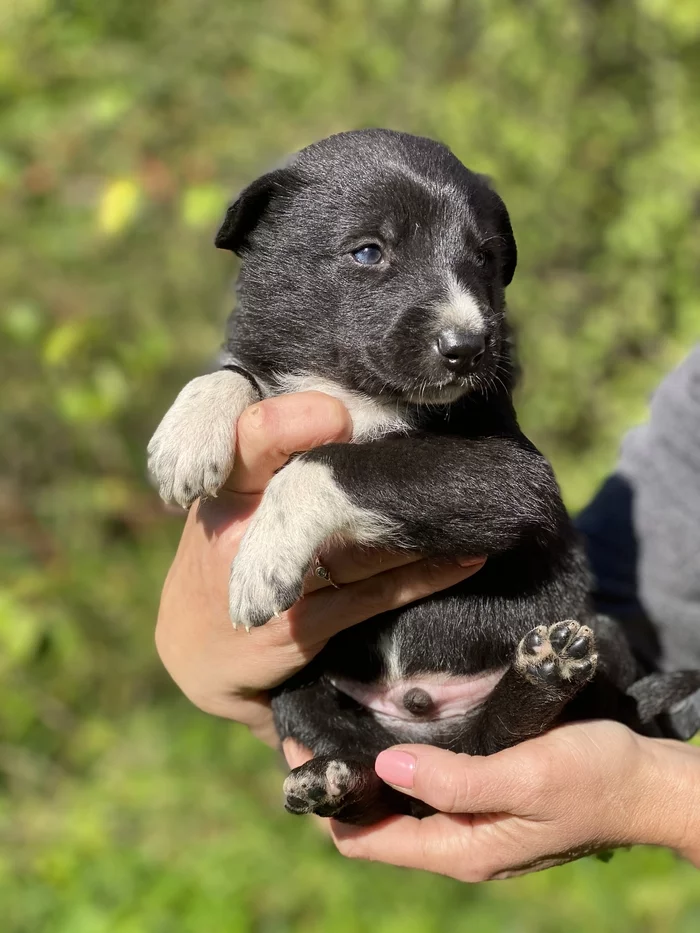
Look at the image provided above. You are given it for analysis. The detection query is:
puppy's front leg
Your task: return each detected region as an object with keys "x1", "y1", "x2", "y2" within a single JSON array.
[
  {"x1": 228, "y1": 457, "x2": 401, "y2": 628},
  {"x1": 229, "y1": 432, "x2": 560, "y2": 629},
  {"x1": 148, "y1": 369, "x2": 259, "y2": 508}
]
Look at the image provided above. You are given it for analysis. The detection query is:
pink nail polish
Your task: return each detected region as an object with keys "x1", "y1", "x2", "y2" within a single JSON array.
[{"x1": 375, "y1": 750, "x2": 416, "y2": 788}]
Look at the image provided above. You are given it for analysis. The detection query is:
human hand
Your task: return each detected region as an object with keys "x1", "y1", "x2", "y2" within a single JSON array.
[
  {"x1": 155, "y1": 390, "x2": 485, "y2": 747},
  {"x1": 311, "y1": 721, "x2": 700, "y2": 878}
]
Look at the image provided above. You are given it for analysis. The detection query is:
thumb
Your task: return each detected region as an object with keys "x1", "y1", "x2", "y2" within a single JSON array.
[
  {"x1": 229, "y1": 391, "x2": 353, "y2": 494},
  {"x1": 374, "y1": 744, "x2": 542, "y2": 815}
]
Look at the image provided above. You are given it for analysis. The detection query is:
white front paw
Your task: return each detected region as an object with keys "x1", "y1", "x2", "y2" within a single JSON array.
[
  {"x1": 147, "y1": 370, "x2": 256, "y2": 508},
  {"x1": 228, "y1": 524, "x2": 308, "y2": 629}
]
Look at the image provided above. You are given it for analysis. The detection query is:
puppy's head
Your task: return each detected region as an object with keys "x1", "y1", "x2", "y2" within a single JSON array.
[{"x1": 217, "y1": 129, "x2": 516, "y2": 404}]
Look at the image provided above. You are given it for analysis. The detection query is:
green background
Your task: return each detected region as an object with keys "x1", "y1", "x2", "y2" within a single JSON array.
[{"x1": 2, "y1": 0, "x2": 699, "y2": 930}]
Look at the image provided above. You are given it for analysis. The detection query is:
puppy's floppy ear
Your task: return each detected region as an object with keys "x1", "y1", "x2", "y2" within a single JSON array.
[
  {"x1": 215, "y1": 168, "x2": 297, "y2": 255},
  {"x1": 476, "y1": 174, "x2": 517, "y2": 287}
]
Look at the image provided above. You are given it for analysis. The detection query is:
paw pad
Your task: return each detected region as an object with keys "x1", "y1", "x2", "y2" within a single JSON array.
[{"x1": 517, "y1": 620, "x2": 597, "y2": 688}]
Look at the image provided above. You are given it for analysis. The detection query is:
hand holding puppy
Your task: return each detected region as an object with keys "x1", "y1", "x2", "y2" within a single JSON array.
[
  {"x1": 283, "y1": 721, "x2": 700, "y2": 877},
  {"x1": 158, "y1": 389, "x2": 700, "y2": 876},
  {"x1": 155, "y1": 391, "x2": 484, "y2": 747}
]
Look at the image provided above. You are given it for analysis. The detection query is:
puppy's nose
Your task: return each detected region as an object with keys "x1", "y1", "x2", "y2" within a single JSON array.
[{"x1": 436, "y1": 331, "x2": 486, "y2": 374}]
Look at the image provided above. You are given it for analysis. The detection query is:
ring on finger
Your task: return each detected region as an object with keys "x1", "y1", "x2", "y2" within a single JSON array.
[{"x1": 314, "y1": 558, "x2": 340, "y2": 588}]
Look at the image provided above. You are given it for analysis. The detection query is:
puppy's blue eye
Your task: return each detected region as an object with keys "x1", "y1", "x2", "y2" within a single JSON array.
[{"x1": 352, "y1": 245, "x2": 382, "y2": 265}]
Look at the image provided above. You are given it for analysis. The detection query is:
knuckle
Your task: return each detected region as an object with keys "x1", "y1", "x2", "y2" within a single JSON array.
[
  {"x1": 344, "y1": 545, "x2": 380, "y2": 576},
  {"x1": 364, "y1": 570, "x2": 401, "y2": 610},
  {"x1": 461, "y1": 864, "x2": 491, "y2": 884},
  {"x1": 518, "y1": 752, "x2": 554, "y2": 805},
  {"x1": 263, "y1": 614, "x2": 301, "y2": 650},
  {"x1": 334, "y1": 836, "x2": 365, "y2": 861},
  {"x1": 450, "y1": 832, "x2": 497, "y2": 883},
  {"x1": 183, "y1": 688, "x2": 219, "y2": 717},
  {"x1": 433, "y1": 772, "x2": 466, "y2": 813}
]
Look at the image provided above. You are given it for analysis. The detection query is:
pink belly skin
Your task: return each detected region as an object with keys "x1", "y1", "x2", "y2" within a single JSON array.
[{"x1": 330, "y1": 670, "x2": 507, "y2": 723}]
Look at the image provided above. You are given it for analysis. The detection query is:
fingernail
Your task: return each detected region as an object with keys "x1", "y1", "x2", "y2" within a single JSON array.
[
  {"x1": 457, "y1": 556, "x2": 484, "y2": 568},
  {"x1": 375, "y1": 750, "x2": 416, "y2": 788}
]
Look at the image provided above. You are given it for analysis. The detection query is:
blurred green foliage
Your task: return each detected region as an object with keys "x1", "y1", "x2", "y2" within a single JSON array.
[{"x1": 1, "y1": 0, "x2": 699, "y2": 929}]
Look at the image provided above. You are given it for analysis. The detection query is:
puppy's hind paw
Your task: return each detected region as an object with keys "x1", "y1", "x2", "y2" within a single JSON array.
[
  {"x1": 516, "y1": 620, "x2": 597, "y2": 690},
  {"x1": 283, "y1": 758, "x2": 366, "y2": 819}
]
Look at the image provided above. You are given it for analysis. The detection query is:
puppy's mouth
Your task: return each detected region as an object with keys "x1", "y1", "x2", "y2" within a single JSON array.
[
  {"x1": 400, "y1": 380, "x2": 471, "y2": 406},
  {"x1": 399, "y1": 364, "x2": 493, "y2": 406},
  {"x1": 394, "y1": 328, "x2": 496, "y2": 406}
]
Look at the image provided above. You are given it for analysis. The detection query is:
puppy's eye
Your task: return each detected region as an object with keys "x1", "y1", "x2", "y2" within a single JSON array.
[
  {"x1": 352, "y1": 244, "x2": 382, "y2": 265},
  {"x1": 473, "y1": 249, "x2": 487, "y2": 267}
]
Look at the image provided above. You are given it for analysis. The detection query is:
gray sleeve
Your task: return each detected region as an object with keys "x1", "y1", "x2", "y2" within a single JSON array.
[{"x1": 617, "y1": 344, "x2": 700, "y2": 672}]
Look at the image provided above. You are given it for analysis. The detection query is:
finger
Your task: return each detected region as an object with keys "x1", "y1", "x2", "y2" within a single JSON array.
[
  {"x1": 282, "y1": 739, "x2": 313, "y2": 769},
  {"x1": 287, "y1": 557, "x2": 486, "y2": 645},
  {"x1": 229, "y1": 391, "x2": 353, "y2": 494},
  {"x1": 330, "y1": 813, "x2": 487, "y2": 880},
  {"x1": 303, "y1": 546, "x2": 424, "y2": 593},
  {"x1": 306, "y1": 543, "x2": 484, "y2": 593},
  {"x1": 373, "y1": 742, "x2": 543, "y2": 815}
]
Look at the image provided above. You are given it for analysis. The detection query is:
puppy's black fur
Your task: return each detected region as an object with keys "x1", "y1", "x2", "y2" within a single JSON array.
[{"x1": 149, "y1": 130, "x2": 700, "y2": 824}]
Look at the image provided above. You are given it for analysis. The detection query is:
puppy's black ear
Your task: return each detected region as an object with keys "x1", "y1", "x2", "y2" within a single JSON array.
[
  {"x1": 215, "y1": 168, "x2": 296, "y2": 255},
  {"x1": 476, "y1": 174, "x2": 517, "y2": 287},
  {"x1": 492, "y1": 196, "x2": 517, "y2": 287}
]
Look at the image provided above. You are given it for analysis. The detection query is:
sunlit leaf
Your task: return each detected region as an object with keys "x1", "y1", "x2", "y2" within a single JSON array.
[
  {"x1": 43, "y1": 320, "x2": 90, "y2": 366},
  {"x1": 97, "y1": 178, "x2": 141, "y2": 235}
]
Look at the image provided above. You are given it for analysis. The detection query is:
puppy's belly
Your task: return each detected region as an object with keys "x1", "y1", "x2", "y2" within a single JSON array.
[{"x1": 330, "y1": 670, "x2": 506, "y2": 730}]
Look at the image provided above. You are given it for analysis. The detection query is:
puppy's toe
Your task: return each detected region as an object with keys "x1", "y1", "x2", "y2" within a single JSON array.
[
  {"x1": 516, "y1": 620, "x2": 597, "y2": 689},
  {"x1": 148, "y1": 436, "x2": 234, "y2": 508},
  {"x1": 147, "y1": 371, "x2": 255, "y2": 507},
  {"x1": 283, "y1": 758, "x2": 358, "y2": 817},
  {"x1": 228, "y1": 547, "x2": 305, "y2": 630}
]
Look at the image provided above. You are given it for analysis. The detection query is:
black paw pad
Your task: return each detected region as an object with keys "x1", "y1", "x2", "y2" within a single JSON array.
[
  {"x1": 549, "y1": 620, "x2": 577, "y2": 651},
  {"x1": 516, "y1": 620, "x2": 598, "y2": 690}
]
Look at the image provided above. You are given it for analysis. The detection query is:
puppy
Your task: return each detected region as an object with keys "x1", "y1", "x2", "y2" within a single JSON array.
[{"x1": 149, "y1": 129, "x2": 700, "y2": 824}]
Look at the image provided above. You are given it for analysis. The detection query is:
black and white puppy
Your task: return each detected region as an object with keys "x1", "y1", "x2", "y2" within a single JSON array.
[{"x1": 149, "y1": 129, "x2": 700, "y2": 825}]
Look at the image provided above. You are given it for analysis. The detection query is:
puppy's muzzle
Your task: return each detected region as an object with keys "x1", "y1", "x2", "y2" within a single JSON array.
[{"x1": 436, "y1": 330, "x2": 486, "y2": 375}]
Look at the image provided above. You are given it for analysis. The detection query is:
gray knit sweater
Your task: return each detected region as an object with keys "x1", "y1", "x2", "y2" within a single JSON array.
[
  {"x1": 575, "y1": 345, "x2": 700, "y2": 734},
  {"x1": 618, "y1": 344, "x2": 700, "y2": 672}
]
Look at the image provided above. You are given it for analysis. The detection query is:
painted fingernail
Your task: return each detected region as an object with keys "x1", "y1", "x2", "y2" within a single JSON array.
[
  {"x1": 457, "y1": 556, "x2": 485, "y2": 568},
  {"x1": 375, "y1": 750, "x2": 416, "y2": 788}
]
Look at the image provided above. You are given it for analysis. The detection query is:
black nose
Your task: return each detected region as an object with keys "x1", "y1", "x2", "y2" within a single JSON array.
[{"x1": 436, "y1": 331, "x2": 486, "y2": 374}]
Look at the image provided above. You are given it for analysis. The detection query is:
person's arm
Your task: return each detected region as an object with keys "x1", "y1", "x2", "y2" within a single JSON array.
[
  {"x1": 155, "y1": 390, "x2": 484, "y2": 747},
  {"x1": 617, "y1": 345, "x2": 700, "y2": 676},
  {"x1": 576, "y1": 346, "x2": 700, "y2": 736},
  {"x1": 313, "y1": 723, "x2": 700, "y2": 879},
  {"x1": 578, "y1": 346, "x2": 700, "y2": 674}
]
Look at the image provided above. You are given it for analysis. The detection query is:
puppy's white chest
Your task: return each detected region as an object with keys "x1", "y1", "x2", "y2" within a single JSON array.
[{"x1": 271, "y1": 373, "x2": 415, "y2": 442}]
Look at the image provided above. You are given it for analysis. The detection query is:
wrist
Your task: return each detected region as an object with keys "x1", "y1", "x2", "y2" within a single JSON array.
[{"x1": 635, "y1": 736, "x2": 700, "y2": 866}]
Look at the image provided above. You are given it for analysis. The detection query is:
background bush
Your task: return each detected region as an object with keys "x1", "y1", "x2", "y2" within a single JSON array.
[{"x1": 1, "y1": 0, "x2": 699, "y2": 929}]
